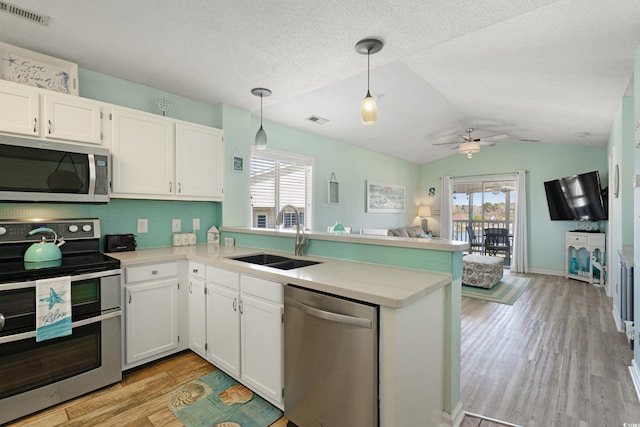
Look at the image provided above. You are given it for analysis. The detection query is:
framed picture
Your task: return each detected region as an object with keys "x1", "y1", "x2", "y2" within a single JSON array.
[
  {"x1": 366, "y1": 180, "x2": 405, "y2": 213},
  {"x1": 0, "y1": 41, "x2": 79, "y2": 95},
  {"x1": 232, "y1": 156, "x2": 244, "y2": 172}
]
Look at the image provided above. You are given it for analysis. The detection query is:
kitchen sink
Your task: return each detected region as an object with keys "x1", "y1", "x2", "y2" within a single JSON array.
[{"x1": 228, "y1": 253, "x2": 321, "y2": 270}]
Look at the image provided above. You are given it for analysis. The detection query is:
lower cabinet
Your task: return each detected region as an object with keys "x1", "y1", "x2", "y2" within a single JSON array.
[
  {"x1": 201, "y1": 265, "x2": 284, "y2": 408},
  {"x1": 123, "y1": 262, "x2": 183, "y2": 368},
  {"x1": 188, "y1": 262, "x2": 207, "y2": 358}
]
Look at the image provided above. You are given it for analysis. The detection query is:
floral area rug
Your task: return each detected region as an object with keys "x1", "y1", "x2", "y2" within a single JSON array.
[{"x1": 167, "y1": 369, "x2": 283, "y2": 427}]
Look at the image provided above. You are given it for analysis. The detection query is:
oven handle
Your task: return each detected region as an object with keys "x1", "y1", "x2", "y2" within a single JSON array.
[
  {"x1": 0, "y1": 269, "x2": 122, "y2": 291},
  {"x1": 0, "y1": 309, "x2": 121, "y2": 345}
]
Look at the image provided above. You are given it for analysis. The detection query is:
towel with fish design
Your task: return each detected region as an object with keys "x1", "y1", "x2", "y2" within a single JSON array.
[{"x1": 36, "y1": 276, "x2": 72, "y2": 342}]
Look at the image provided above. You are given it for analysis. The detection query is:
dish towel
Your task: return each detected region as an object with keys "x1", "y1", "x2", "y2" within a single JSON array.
[{"x1": 36, "y1": 276, "x2": 72, "y2": 342}]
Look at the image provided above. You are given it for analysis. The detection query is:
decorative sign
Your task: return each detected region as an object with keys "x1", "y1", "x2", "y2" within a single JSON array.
[
  {"x1": 328, "y1": 172, "x2": 339, "y2": 204},
  {"x1": 0, "y1": 41, "x2": 78, "y2": 95},
  {"x1": 232, "y1": 156, "x2": 244, "y2": 172}
]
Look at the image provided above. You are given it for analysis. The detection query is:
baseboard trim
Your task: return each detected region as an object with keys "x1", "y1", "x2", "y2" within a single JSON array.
[
  {"x1": 612, "y1": 308, "x2": 623, "y2": 332},
  {"x1": 630, "y1": 360, "x2": 640, "y2": 404},
  {"x1": 440, "y1": 401, "x2": 464, "y2": 427},
  {"x1": 527, "y1": 268, "x2": 564, "y2": 276}
]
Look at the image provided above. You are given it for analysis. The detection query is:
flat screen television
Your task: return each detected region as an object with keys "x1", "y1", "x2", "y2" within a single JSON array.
[{"x1": 544, "y1": 170, "x2": 607, "y2": 221}]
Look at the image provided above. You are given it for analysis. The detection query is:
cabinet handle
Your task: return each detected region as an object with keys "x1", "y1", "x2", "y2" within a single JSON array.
[
  {"x1": 189, "y1": 282, "x2": 192, "y2": 293},
  {"x1": 178, "y1": 182, "x2": 182, "y2": 194},
  {"x1": 128, "y1": 290, "x2": 132, "y2": 304},
  {"x1": 151, "y1": 270, "x2": 158, "y2": 275},
  {"x1": 169, "y1": 181, "x2": 173, "y2": 192},
  {"x1": 239, "y1": 299, "x2": 243, "y2": 314},
  {"x1": 0, "y1": 313, "x2": 4, "y2": 331},
  {"x1": 48, "y1": 119, "x2": 52, "y2": 134},
  {"x1": 192, "y1": 268, "x2": 198, "y2": 274},
  {"x1": 33, "y1": 117, "x2": 37, "y2": 133},
  {"x1": 233, "y1": 297, "x2": 237, "y2": 312}
]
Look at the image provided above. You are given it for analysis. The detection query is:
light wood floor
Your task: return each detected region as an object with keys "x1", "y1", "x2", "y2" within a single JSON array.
[
  {"x1": 8, "y1": 273, "x2": 638, "y2": 426},
  {"x1": 461, "y1": 273, "x2": 640, "y2": 426}
]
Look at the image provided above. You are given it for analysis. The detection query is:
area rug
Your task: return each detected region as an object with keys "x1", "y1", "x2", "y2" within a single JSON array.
[
  {"x1": 462, "y1": 276, "x2": 531, "y2": 305},
  {"x1": 167, "y1": 369, "x2": 283, "y2": 427}
]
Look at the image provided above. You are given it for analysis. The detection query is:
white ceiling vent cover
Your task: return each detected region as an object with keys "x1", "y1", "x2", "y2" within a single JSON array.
[
  {"x1": 306, "y1": 115, "x2": 329, "y2": 125},
  {"x1": 0, "y1": 1, "x2": 49, "y2": 25}
]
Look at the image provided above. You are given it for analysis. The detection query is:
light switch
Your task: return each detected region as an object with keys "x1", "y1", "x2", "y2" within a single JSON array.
[
  {"x1": 137, "y1": 218, "x2": 148, "y2": 233},
  {"x1": 172, "y1": 219, "x2": 181, "y2": 232}
]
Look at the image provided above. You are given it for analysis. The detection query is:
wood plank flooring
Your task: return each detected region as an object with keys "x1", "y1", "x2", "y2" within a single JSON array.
[
  {"x1": 461, "y1": 273, "x2": 640, "y2": 426},
  {"x1": 6, "y1": 273, "x2": 639, "y2": 426}
]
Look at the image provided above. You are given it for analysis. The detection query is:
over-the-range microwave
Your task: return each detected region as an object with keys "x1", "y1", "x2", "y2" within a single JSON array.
[{"x1": 0, "y1": 137, "x2": 110, "y2": 203}]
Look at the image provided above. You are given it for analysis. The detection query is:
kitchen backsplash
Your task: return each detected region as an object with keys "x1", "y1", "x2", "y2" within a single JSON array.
[{"x1": 0, "y1": 199, "x2": 220, "y2": 248}]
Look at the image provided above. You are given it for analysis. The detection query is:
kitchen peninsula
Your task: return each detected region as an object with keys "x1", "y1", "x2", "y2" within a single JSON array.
[{"x1": 111, "y1": 229, "x2": 466, "y2": 426}]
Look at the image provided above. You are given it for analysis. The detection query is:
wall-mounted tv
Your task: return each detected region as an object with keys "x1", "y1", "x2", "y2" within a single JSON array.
[{"x1": 543, "y1": 170, "x2": 607, "y2": 221}]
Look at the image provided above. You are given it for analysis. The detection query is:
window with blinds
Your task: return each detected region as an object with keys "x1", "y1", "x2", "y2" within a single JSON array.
[{"x1": 250, "y1": 150, "x2": 313, "y2": 230}]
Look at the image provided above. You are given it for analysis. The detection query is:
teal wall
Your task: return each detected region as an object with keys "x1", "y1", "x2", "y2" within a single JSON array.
[
  {"x1": 633, "y1": 47, "x2": 640, "y2": 371},
  {"x1": 420, "y1": 142, "x2": 608, "y2": 274},
  {"x1": 222, "y1": 108, "x2": 422, "y2": 232},
  {"x1": 0, "y1": 68, "x2": 223, "y2": 248}
]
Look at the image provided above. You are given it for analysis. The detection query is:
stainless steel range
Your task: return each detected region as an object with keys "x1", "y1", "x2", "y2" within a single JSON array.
[{"x1": 0, "y1": 218, "x2": 122, "y2": 424}]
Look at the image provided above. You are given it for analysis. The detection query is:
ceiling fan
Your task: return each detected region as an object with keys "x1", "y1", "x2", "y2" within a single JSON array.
[{"x1": 433, "y1": 128, "x2": 509, "y2": 158}]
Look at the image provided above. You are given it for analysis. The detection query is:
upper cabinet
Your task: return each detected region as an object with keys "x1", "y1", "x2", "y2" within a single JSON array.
[
  {"x1": 0, "y1": 79, "x2": 102, "y2": 145},
  {"x1": 109, "y1": 106, "x2": 224, "y2": 201}
]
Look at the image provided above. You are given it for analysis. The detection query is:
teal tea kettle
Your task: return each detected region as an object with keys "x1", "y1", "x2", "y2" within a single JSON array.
[{"x1": 24, "y1": 228, "x2": 65, "y2": 263}]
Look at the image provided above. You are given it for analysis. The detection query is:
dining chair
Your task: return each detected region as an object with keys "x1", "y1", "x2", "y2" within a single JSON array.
[
  {"x1": 466, "y1": 225, "x2": 483, "y2": 254},
  {"x1": 483, "y1": 228, "x2": 511, "y2": 260}
]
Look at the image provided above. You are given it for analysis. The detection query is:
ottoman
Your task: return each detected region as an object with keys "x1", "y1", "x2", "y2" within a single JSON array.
[{"x1": 463, "y1": 255, "x2": 504, "y2": 288}]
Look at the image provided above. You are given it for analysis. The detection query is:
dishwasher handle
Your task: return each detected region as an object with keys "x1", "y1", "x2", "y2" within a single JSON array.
[{"x1": 286, "y1": 297, "x2": 372, "y2": 329}]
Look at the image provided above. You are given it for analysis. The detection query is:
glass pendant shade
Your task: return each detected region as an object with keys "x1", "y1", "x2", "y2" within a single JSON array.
[
  {"x1": 361, "y1": 90, "x2": 377, "y2": 125},
  {"x1": 255, "y1": 124, "x2": 267, "y2": 150}
]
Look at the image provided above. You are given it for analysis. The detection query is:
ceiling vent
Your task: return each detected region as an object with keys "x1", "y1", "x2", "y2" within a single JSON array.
[
  {"x1": 0, "y1": 1, "x2": 49, "y2": 26},
  {"x1": 306, "y1": 115, "x2": 329, "y2": 125}
]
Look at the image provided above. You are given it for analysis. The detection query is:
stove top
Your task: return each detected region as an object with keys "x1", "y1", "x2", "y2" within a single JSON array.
[{"x1": 0, "y1": 218, "x2": 121, "y2": 282}]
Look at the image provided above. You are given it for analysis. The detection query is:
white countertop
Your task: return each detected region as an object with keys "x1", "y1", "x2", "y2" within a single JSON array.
[
  {"x1": 221, "y1": 226, "x2": 468, "y2": 252},
  {"x1": 108, "y1": 243, "x2": 452, "y2": 308}
]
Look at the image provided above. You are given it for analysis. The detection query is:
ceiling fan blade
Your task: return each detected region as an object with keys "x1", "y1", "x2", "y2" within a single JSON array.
[
  {"x1": 479, "y1": 133, "x2": 509, "y2": 141},
  {"x1": 432, "y1": 141, "x2": 463, "y2": 146}
]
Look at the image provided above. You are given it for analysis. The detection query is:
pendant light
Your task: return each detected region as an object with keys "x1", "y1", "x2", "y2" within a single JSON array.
[
  {"x1": 251, "y1": 87, "x2": 271, "y2": 150},
  {"x1": 355, "y1": 38, "x2": 384, "y2": 125}
]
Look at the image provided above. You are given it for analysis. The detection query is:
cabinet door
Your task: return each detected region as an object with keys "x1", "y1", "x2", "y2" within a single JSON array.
[
  {"x1": 125, "y1": 278, "x2": 179, "y2": 364},
  {"x1": 111, "y1": 108, "x2": 174, "y2": 196},
  {"x1": 188, "y1": 277, "x2": 207, "y2": 358},
  {"x1": 207, "y1": 283, "x2": 241, "y2": 377},
  {"x1": 0, "y1": 81, "x2": 39, "y2": 136},
  {"x1": 44, "y1": 94, "x2": 102, "y2": 144},
  {"x1": 175, "y1": 123, "x2": 224, "y2": 200},
  {"x1": 241, "y1": 294, "x2": 283, "y2": 405}
]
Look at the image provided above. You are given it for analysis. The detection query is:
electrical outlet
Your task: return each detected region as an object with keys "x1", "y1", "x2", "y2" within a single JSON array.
[
  {"x1": 193, "y1": 218, "x2": 200, "y2": 231},
  {"x1": 172, "y1": 219, "x2": 181, "y2": 232},
  {"x1": 137, "y1": 219, "x2": 148, "y2": 233}
]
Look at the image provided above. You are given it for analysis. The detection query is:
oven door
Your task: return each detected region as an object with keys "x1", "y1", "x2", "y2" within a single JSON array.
[{"x1": 0, "y1": 270, "x2": 122, "y2": 424}]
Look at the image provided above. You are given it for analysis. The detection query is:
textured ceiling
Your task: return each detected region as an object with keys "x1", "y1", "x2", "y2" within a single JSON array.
[{"x1": 0, "y1": 0, "x2": 638, "y2": 164}]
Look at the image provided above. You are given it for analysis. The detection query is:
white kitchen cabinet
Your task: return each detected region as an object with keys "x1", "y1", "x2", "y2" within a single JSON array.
[
  {"x1": 176, "y1": 122, "x2": 224, "y2": 199},
  {"x1": 110, "y1": 107, "x2": 224, "y2": 201},
  {"x1": 43, "y1": 94, "x2": 102, "y2": 144},
  {"x1": 206, "y1": 266, "x2": 241, "y2": 376},
  {"x1": 0, "y1": 79, "x2": 102, "y2": 145},
  {"x1": 124, "y1": 262, "x2": 179, "y2": 365},
  {"x1": 188, "y1": 262, "x2": 207, "y2": 358},
  {"x1": 0, "y1": 80, "x2": 39, "y2": 137},
  {"x1": 110, "y1": 108, "x2": 174, "y2": 197},
  {"x1": 205, "y1": 266, "x2": 284, "y2": 408}
]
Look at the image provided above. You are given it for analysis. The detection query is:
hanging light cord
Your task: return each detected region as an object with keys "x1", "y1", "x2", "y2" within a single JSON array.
[
  {"x1": 367, "y1": 49, "x2": 371, "y2": 94},
  {"x1": 260, "y1": 93, "x2": 263, "y2": 126}
]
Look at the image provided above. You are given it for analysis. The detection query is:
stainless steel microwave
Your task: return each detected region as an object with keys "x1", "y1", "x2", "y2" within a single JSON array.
[{"x1": 0, "y1": 137, "x2": 110, "y2": 203}]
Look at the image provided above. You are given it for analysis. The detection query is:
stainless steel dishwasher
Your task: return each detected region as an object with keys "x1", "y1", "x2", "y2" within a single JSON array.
[{"x1": 284, "y1": 285, "x2": 378, "y2": 427}]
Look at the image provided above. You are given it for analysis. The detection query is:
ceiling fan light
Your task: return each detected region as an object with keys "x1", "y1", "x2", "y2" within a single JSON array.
[
  {"x1": 459, "y1": 141, "x2": 480, "y2": 158},
  {"x1": 361, "y1": 91, "x2": 377, "y2": 125},
  {"x1": 255, "y1": 125, "x2": 267, "y2": 150}
]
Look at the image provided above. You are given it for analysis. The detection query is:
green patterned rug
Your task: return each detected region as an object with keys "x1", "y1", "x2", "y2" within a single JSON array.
[
  {"x1": 462, "y1": 276, "x2": 531, "y2": 305},
  {"x1": 167, "y1": 369, "x2": 283, "y2": 427}
]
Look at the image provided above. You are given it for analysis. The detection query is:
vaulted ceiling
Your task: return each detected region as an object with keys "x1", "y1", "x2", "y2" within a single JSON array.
[{"x1": 1, "y1": 0, "x2": 638, "y2": 164}]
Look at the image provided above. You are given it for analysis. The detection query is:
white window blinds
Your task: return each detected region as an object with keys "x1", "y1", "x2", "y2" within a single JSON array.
[{"x1": 250, "y1": 149, "x2": 313, "y2": 230}]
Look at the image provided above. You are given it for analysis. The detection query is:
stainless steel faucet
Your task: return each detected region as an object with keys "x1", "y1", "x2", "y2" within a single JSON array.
[{"x1": 275, "y1": 204, "x2": 305, "y2": 256}]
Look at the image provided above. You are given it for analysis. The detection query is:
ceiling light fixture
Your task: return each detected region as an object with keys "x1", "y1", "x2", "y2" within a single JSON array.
[
  {"x1": 355, "y1": 38, "x2": 384, "y2": 125},
  {"x1": 459, "y1": 141, "x2": 480, "y2": 158},
  {"x1": 251, "y1": 87, "x2": 271, "y2": 150}
]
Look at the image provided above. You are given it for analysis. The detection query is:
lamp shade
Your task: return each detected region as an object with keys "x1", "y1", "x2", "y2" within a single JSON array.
[
  {"x1": 361, "y1": 90, "x2": 377, "y2": 124},
  {"x1": 459, "y1": 141, "x2": 481, "y2": 158},
  {"x1": 418, "y1": 206, "x2": 432, "y2": 217},
  {"x1": 255, "y1": 125, "x2": 267, "y2": 150}
]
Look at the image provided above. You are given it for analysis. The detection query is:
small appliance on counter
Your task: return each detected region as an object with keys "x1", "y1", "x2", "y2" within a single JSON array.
[{"x1": 104, "y1": 233, "x2": 137, "y2": 253}]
